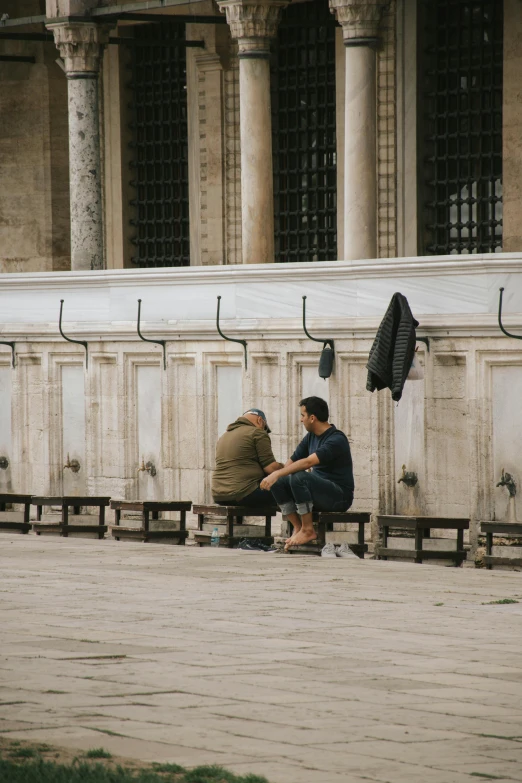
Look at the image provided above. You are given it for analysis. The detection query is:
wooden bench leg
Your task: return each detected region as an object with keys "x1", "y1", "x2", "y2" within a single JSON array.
[
  {"x1": 99, "y1": 505, "x2": 105, "y2": 539},
  {"x1": 37, "y1": 505, "x2": 42, "y2": 522},
  {"x1": 358, "y1": 522, "x2": 365, "y2": 559},
  {"x1": 143, "y1": 510, "x2": 149, "y2": 542},
  {"x1": 227, "y1": 513, "x2": 234, "y2": 548},
  {"x1": 316, "y1": 521, "x2": 326, "y2": 547},
  {"x1": 414, "y1": 527, "x2": 423, "y2": 564},
  {"x1": 179, "y1": 510, "x2": 186, "y2": 545},
  {"x1": 24, "y1": 502, "x2": 30, "y2": 531},
  {"x1": 197, "y1": 513, "x2": 204, "y2": 531},
  {"x1": 265, "y1": 515, "x2": 271, "y2": 538},
  {"x1": 381, "y1": 525, "x2": 388, "y2": 559},
  {"x1": 62, "y1": 505, "x2": 69, "y2": 537},
  {"x1": 486, "y1": 531, "x2": 493, "y2": 570},
  {"x1": 456, "y1": 527, "x2": 464, "y2": 566},
  {"x1": 74, "y1": 506, "x2": 80, "y2": 515}
]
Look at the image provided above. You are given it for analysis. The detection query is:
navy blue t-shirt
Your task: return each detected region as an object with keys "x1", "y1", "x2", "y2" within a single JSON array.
[{"x1": 290, "y1": 425, "x2": 354, "y2": 498}]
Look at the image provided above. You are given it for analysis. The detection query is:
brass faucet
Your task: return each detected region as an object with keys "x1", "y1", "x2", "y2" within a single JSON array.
[
  {"x1": 496, "y1": 468, "x2": 517, "y2": 498},
  {"x1": 398, "y1": 464, "x2": 418, "y2": 487},
  {"x1": 137, "y1": 456, "x2": 156, "y2": 477},
  {"x1": 63, "y1": 453, "x2": 80, "y2": 473}
]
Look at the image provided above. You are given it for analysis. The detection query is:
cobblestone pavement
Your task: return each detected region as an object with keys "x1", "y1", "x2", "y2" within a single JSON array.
[{"x1": 1, "y1": 535, "x2": 522, "y2": 783}]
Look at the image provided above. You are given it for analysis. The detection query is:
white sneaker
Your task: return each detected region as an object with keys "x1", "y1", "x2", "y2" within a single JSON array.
[
  {"x1": 336, "y1": 543, "x2": 359, "y2": 559},
  {"x1": 321, "y1": 542, "x2": 337, "y2": 558}
]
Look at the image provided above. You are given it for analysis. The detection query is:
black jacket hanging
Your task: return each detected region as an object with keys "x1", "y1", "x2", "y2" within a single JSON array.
[{"x1": 366, "y1": 292, "x2": 419, "y2": 402}]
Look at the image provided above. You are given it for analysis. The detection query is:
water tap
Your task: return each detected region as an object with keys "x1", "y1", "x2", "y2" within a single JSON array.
[{"x1": 496, "y1": 468, "x2": 516, "y2": 497}]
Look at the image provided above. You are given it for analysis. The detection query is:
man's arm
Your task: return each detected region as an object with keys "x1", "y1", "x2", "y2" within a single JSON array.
[
  {"x1": 263, "y1": 461, "x2": 284, "y2": 475},
  {"x1": 260, "y1": 454, "x2": 320, "y2": 490}
]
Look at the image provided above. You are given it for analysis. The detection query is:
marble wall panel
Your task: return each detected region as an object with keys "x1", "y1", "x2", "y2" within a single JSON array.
[
  {"x1": 61, "y1": 364, "x2": 86, "y2": 496},
  {"x1": 337, "y1": 356, "x2": 375, "y2": 511},
  {"x1": 492, "y1": 364, "x2": 522, "y2": 523},
  {"x1": 137, "y1": 364, "x2": 162, "y2": 501},
  {"x1": 0, "y1": 365, "x2": 12, "y2": 493},
  {"x1": 249, "y1": 354, "x2": 281, "y2": 459},
  {"x1": 90, "y1": 356, "x2": 120, "y2": 481},
  {"x1": 425, "y1": 354, "x2": 469, "y2": 519},
  {"x1": 13, "y1": 355, "x2": 47, "y2": 495},
  {"x1": 217, "y1": 365, "x2": 243, "y2": 436}
]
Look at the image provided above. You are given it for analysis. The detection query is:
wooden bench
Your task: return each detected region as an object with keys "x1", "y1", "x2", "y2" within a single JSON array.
[
  {"x1": 0, "y1": 493, "x2": 32, "y2": 533},
  {"x1": 376, "y1": 515, "x2": 469, "y2": 565},
  {"x1": 32, "y1": 496, "x2": 110, "y2": 538},
  {"x1": 285, "y1": 511, "x2": 371, "y2": 556},
  {"x1": 110, "y1": 500, "x2": 192, "y2": 543},
  {"x1": 193, "y1": 504, "x2": 278, "y2": 548},
  {"x1": 481, "y1": 522, "x2": 522, "y2": 570}
]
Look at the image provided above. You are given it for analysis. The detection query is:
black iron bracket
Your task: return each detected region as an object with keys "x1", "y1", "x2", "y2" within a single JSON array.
[
  {"x1": 498, "y1": 287, "x2": 522, "y2": 341},
  {"x1": 416, "y1": 337, "x2": 430, "y2": 352},
  {"x1": 216, "y1": 296, "x2": 248, "y2": 370},
  {"x1": 0, "y1": 340, "x2": 15, "y2": 368},
  {"x1": 302, "y1": 296, "x2": 335, "y2": 355},
  {"x1": 59, "y1": 300, "x2": 88, "y2": 369},
  {"x1": 137, "y1": 299, "x2": 166, "y2": 370}
]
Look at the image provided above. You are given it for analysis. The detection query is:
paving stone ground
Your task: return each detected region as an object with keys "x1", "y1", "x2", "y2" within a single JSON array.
[{"x1": 1, "y1": 535, "x2": 522, "y2": 783}]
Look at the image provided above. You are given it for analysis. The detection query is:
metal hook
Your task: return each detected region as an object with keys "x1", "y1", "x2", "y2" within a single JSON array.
[
  {"x1": 498, "y1": 287, "x2": 522, "y2": 341},
  {"x1": 0, "y1": 340, "x2": 15, "y2": 368},
  {"x1": 302, "y1": 296, "x2": 335, "y2": 354},
  {"x1": 59, "y1": 300, "x2": 88, "y2": 369},
  {"x1": 216, "y1": 296, "x2": 248, "y2": 370},
  {"x1": 137, "y1": 299, "x2": 166, "y2": 370}
]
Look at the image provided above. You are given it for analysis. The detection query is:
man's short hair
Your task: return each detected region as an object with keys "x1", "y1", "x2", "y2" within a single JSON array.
[{"x1": 299, "y1": 396, "x2": 329, "y2": 422}]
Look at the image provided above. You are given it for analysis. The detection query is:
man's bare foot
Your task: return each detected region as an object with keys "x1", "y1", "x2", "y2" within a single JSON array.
[
  {"x1": 291, "y1": 528, "x2": 317, "y2": 546},
  {"x1": 285, "y1": 525, "x2": 301, "y2": 544}
]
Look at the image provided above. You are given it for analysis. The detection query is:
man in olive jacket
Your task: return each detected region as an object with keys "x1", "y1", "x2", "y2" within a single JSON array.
[{"x1": 212, "y1": 409, "x2": 283, "y2": 506}]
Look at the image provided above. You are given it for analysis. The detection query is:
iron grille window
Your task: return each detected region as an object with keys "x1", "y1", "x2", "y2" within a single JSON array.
[
  {"x1": 420, "y1": 0, "x2": 503, "y2": 254},
  {"x1": 128, "y1": 23, "x2": 189, "y2": 267},
  {"x1": 271, "y1": 1, "x2": 337, "y2": 263}
]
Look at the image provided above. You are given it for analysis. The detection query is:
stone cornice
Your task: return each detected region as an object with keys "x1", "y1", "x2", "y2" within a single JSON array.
[
  {"x1": 0, "y1": 254, "x2": 520, "y2": 288},
  {"x1": 329, "y1": 0, "x2": 388, "y2": 43},
  {"x1": 217, "y1": 0, "x2": 288, "y2": 53},
  {"x1": 47, "y1": 22, "x2": 111, "y2": 75}
]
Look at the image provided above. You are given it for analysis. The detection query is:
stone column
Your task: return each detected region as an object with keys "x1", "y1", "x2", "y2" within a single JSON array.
[
  {"x1": 218, "y1": 1, "x2": 288, "y2": 264},
  {"x1": 47, "y1": 23, "x2": 110, "y2": 271},
  {"x1": 329, "y1": 1, "x2": 388, "y2": 261}
]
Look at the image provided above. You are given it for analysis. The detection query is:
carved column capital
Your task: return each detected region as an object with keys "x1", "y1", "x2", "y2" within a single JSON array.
[
  {"x1": 329, "y1": 0, "x2": 388, "y2": 44},
  {"x1": 217, "y1": 0, "x2": 288, "y2": 56},
  {"x1": 47, "y1": 22, "x2": 111, "y2": 76}
]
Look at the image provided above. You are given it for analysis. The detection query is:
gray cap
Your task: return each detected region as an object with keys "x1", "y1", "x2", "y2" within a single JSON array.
[{"x1": 244, "y1": 408, "x2": 271, "y2": 434}]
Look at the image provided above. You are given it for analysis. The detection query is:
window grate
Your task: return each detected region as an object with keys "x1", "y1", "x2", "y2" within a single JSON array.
[
  {"x1": 420, "y1": 0, "x2": 503, "y2": 255},
  {"x1": 128, "y1": 24, "x2": 189, "y2": 267},
  {"x1": 271, "y1": 1, "x2": 337, "y2": 263}
]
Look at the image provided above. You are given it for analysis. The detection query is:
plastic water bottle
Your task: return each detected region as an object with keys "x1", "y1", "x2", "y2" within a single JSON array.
[{"x1": 210, "y1": 526, "x2": 220, "y2": 547}]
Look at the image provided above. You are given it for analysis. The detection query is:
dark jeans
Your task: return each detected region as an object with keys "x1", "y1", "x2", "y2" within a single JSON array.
[
  {"x1": 214, "y1": 486, "x2": 275, "y2": 508},
  {"x1": 270, "y1": 471, "x2": 353, "y2": 516}
]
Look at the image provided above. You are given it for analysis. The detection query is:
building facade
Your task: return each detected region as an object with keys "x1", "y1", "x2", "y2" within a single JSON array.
[{"x1": 0, "y1": 0, "x2": 521, "y2": 549}]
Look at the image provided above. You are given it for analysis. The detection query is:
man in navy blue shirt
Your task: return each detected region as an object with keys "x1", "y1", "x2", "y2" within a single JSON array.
[{"x1": 260, "y1": 396, "x2": 354, "y2": 548}]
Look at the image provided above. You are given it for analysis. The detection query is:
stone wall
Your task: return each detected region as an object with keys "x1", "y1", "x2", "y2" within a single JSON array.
[
  {"x1": 0, "y1": 257, "x2": 520, "y2": 545},
  {"x1": 0, "y1": 2, "x2": 70, "y2": 272}
]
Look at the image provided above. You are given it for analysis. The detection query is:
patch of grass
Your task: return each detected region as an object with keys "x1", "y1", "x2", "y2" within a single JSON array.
[
  {"x1": 434, "y1": 602, "x2": 444, "y2": 606},
  {"x1": 153, "y1": 764, "x2": 186, "y2": 773},
  {"x1": 84, "y1": 748, "x2": 113, "y2": 759},
  {"x1": 9, "y1": 747, "x2": 38, "y2": 759},
  {"x1": 183, "y1": 767, "x2": 269, "y2": 783},
  {"x1": 45, "y1": 689, "x2": 68, "y2": 694},
  {"x1": 482, "y1": 598, "x2": 519, "y2": 605},
  {"x1": 476, "y1": 733, "x2": 522, "y2": 742},
  {"x1": 0, "y1": 757, "x2": 271, "y2": 783},
  {"x1": 470, "y1": 774, "x2": 504, "y2": 780}
]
